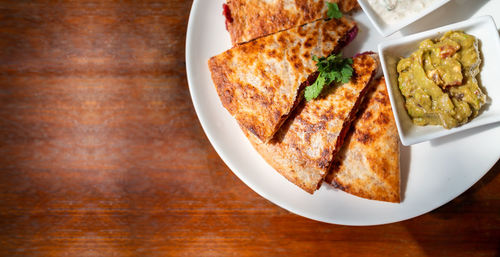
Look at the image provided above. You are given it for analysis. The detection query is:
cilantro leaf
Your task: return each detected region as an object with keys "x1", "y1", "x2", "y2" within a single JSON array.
[
  {"x1": 304, "y1": 53, "x2": 354, "y2": 101},
  {"x1": 327, "y1": 2, "x2": 342, "y2": 19},
  {"x1": 341, "y1": 66, "x2": 353, "y2": 83},
  {"x1": 305, "y1": 75, "x2": 326, "y2": 101}
]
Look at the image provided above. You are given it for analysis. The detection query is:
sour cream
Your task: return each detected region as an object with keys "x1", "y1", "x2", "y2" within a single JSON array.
[{"x1": 366, "y1": 0, "x2": 440, "y2": 25}]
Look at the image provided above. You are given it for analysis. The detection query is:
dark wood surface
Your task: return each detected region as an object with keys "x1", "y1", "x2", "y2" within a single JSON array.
[{"x1": 0, "y1": 1, "x2": 498, "y2": 256}]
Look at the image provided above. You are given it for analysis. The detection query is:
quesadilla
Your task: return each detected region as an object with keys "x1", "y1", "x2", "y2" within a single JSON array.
[
  {"x1": 245, "y1": 53, "x2": 378, "y2": 193},
  {"x1": 325, "y1": 77, "x2": 400, "y2": 202},
  {"x1": 209, "y1": 17, "x2": 358, "y2": 143},
  {"x1": 223, "y1": 0, "x2": 360, "y2": 45}
]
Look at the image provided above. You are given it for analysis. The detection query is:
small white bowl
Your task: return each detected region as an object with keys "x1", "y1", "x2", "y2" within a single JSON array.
[
  {"x1": 378, "y1": 15, "x2": 500, "y2": 146},
  {"x1": 358, "y1": 0, "x2": 451, "y2": 37}
]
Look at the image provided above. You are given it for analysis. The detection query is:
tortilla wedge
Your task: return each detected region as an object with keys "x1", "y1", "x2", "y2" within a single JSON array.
[
  {"x1": 325, "y1": 77, "x2": 401, "y2": 202},
  {"x1": 224, "y1": 0, "x2": 360, "y2": 45},
  {"x1": 245, "y1": 53, "x2": 378, "y2": 193},
  {"x1": 209, "y1": 17, "x2": 357, "y2": 143}
]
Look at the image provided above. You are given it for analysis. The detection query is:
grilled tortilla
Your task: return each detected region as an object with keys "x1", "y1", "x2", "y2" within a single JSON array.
[
  {"x1": 224, "y1": 0, "x2": 360, "y2": 45},
  {"x1": 209, "y1": 17, "x2": 357, "y2": 143},
  {"x1": 245, "y1": 54, "x2": 378, "y2": 193},
  {"x1": 325, "y1": 77, "x2": 400, "y2": 202}
]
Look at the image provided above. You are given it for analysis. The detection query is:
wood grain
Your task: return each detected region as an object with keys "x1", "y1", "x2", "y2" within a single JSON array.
[{"x1": 0, "y1": 1, "x2": 498, "y2": 256}]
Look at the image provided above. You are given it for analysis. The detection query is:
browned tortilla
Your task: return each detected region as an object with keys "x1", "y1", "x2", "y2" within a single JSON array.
[
  {"x1": 224, "y1": 0, "x2": 360, "y2": 45},
  {"x1": 208, "y1": 18, "x2": 357, "y2": 143},
  {"x1": 325, "y1": 77, "x2": 400, "y2": 202},
  {"x1": 245, "y1": 54, "x2": 378, "y2": 193}
]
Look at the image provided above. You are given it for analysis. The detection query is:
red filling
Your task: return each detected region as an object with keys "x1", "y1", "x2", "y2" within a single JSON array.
[
  {"x1": 222, "y1": 4, "x2": 233, "y2": 31},
  {"x1": 333, "y1": 26, "x2": 358, "y2": 54},
  {"x1": 354, "y1": 51, "x2": 376, "y2": 58}
]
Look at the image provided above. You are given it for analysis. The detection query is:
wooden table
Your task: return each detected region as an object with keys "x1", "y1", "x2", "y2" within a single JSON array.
[{"x1": 0, "y1": 1, "x2": 498, "y2": 256}]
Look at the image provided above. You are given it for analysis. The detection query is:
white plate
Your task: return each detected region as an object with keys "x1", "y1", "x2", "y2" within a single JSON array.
[
  {"x1": 379, "y1": 16, "x2": 500, "y2": 146},
  {"x1": 185, "y1": 0, "x2": 500, "y2": 225}
]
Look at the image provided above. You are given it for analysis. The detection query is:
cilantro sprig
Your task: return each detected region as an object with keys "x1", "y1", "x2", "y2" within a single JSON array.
[
  {"x1": 304, "y1": 53, "x2": 354, "y2": 101},
  {"x1": 326, "y1": 2, "x2": 342, "y2": 19}
]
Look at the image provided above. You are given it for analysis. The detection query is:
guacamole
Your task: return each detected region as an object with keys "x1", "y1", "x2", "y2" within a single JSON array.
[{"x1": 397, "y1": 31, "x2": 486, "y2": 129}]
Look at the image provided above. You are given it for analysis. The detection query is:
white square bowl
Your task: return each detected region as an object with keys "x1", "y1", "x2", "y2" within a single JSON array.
[
  {"x1": 378, "y1": 15, "x2": 500, "y2": 146},
  {"x1": 358, "y1": 0, "x2": 451, "y2": 37}
]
